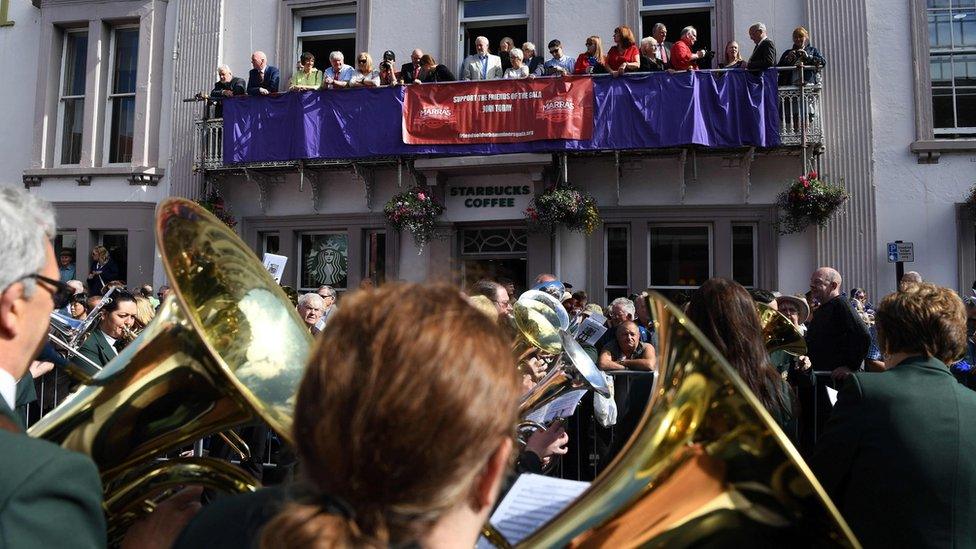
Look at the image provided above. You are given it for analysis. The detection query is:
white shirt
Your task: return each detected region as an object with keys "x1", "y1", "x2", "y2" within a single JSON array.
[
  {"x1": 0, "y1": 368, "x2": 17, "y2": 411},
  {"x1": 101, "y1": 329, "x2": 120, "y2": 356}
]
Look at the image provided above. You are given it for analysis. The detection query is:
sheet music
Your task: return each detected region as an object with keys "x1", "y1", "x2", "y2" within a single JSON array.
[
  {"x1": 262, "y1": 253, "x2": 288, "y2": 283},
  {"x1": 826, "y1": 386, "x2": 838, "y2": 406},
  {"x1": 523, "y1": 389, "x2": 587, "y2": 425},
  {"x1": 476, "y1": 474, "x2": 591, "y2": 548},
  {"x1": 576, "y1": 316, "x2": 607, "y2": 346}
]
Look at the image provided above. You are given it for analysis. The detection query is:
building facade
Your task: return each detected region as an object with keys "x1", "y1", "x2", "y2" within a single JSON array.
[{"x1": 1, "y1": 0, "x2": 973, "y2": 302}]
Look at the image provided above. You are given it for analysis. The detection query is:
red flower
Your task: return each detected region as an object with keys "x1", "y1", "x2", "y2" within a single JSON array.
[
  {"x1": 417, "y1": 192, "x2": 426, "y2": 201},
  {"x1": 808, "y1": 170, "x2": 818, "y2": 180}
]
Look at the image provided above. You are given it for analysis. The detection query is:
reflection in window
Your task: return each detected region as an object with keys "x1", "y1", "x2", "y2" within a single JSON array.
[
  {"x1": 301, "y1": 233, "x2": 349, "y2": 290},
  {"x1": 59, "y1": 31, "x2": 88, "y2": 165},
  {"x1": 606, "y1": 226, "x2": 630, "y2": 303},
  {"x1": 649, "y1": 226, "x2": 711, "y2": 288},
  {"x1": 927, "y1": 0, "x2": 976, "y2": 134},
  {"x1": 731, "y1": 224, "x2": 757, "y2": 288},
  {"x1": 107, "y1": 27, "x2": 139, "y2": 163},
  {"x1": 365, "y1": 230, "x2": 386, "y2": 285}
]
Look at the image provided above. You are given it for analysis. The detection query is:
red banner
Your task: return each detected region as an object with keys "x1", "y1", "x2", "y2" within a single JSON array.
[{"x1": 402, "y1": 76, "x2": 594, "y2": 145}]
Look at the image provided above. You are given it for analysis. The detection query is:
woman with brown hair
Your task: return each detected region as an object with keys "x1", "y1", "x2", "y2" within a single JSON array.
[
  {"x1": 87, "y1": 245, "x2": 120, "y2": 293},
  {"x1": 686, "y1": 277, "x2": 796, "y2": 440},
  {"x1": 174, "y1": 283, "x2": 522, "y2": 548},
  {"x1": 605, "y1": 25, "x2": 639, "y2": 76},
  {"x1": 574, "y1": 35, "x2": 607, "y2": 75}
]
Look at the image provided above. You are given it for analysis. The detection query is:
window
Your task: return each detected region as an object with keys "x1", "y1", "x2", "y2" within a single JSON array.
[
  {"x1": 648, "y1": 225, "x2": 712, "y2": 298},
  {"x1": 460, "y1": 0, "x2": 527, "y2": 63},
  {"x1": 459, "y1": 227, "x2": 528, "y2": 290},
  {"x1": 928, "y1": 0, "x2": 976, "y2": 135},
  {"x1": 261, "y1": 233, "x2": 280, "y2": 255},
  {"x1": 296, "y1": 11, "x2": 356, "y2": 73},
  {"x1": 96, "y1": 231, "x2": 129, "y2": 284},
  {"x1": 57, "y1": 30, "x2": 88, "y2": 165},
  {"x1": 605, "y1": 225, "x2": 630, "y2": 303},
  {"x1": 105, "y1": 27, "x2": 139, "y2": 164},
  {"x1": 731, "y1": 224, "x2": 757, "y2": 288},
  {"x1": 300, "y1": 233, "x2": 349, "y2": 291},
  {"x1": 364, "y1": 230, "x2": 386, "y2": 286},
  {"x1": 640, "y1": 0, "x2": 716, "y2": 65}
]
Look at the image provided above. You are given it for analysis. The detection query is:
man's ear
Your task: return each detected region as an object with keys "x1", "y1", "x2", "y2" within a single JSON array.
[
  {"x1": 472, "y1": 437, "x2": 514, "y2": 511},
  {"x1": 0, "y1": 284, "x2": 25, "y2": 339}
]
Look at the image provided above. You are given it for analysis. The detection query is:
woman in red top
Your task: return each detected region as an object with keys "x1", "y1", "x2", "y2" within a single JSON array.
[
  {"x1": 606, "y1": 25, "x2": 639, "y2": 77},
  {"x1": 573, "y1": 35, "x2": 606, "y2": 75}
]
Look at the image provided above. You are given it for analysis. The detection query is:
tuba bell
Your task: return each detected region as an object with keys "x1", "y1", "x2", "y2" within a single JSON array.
[
  {"x1": 29, "y1": 198, "x2": 312, "y2": 540},
  {"x1": 757, "y1": 302, "x2": 808, "y2": 356},
  {"x1": 511, "y1": 290, "x2": 570, "y2": 370},
  {"x1": 491, "y1": 293, "x2": 858, "y2": 547}
]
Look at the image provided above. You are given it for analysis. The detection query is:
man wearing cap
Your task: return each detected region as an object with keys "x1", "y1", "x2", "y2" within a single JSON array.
[
  {"x1": 57, "y1": 249, "x2": 76, "y2": 282},
  {"x1": 400, "y1": 49, "x2": 424, "y2": 84}
]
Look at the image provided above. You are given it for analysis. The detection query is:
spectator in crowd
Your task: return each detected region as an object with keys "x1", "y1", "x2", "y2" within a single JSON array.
[
  {"x1": 419, "y1": 54, "x2": 456, "y2": 83},
  {"x1": 719, "y1": 40, "x2": 745, "y2": 68},
  {"x1": 207, "y1": 65, "x2": 246, "y2": 117},
  {"x1": 322, "y1": 51, "x2": 355, "y2": 89},
  {"x1": 297, "y1": 293, "x2": 325, "y2": 335},
  {"x1": 776, "y1": 294, "x2": 810, "y2": 333},
  {"x1": 87, "y1": 245, "x2": 119, "y2": 295},
  {"x1": 497, "y1": 277, "x2": 517, "y2": 304},
  {"x1": 158, "y1": 284, "x2": 172, "y2": 303},
  {"x1": 349, "y1": 52, "x2": 381, "y2": 87},
  {"x1": 535, "y1": 39, "x2": 575, "y2": 76},
  {"x1": 69, "y1": 292, "x2": 89, "y2": 320},
  {"x1": 400, "y1": 49, "x2": 424, "y2": 84},
  {"x1": 669, "y1": 26, "x2": 707, "y2": 71},
  {"x1": 638, "y1": 36, "x2": 665, "y2": 71},
  {"x1": 606, "y1": 25, "x2": 640, "y2": 76},
  {"x1": 378, "y1": 59, "x2": 397, "y2": 86},
  {"x1": 687, "y1": 278, "x2": 797, "y2": 442},
  {"x1": 174, "y1": 284, "x2": 522, "y2": 548},
  {"x1": 849, "y1": 287, "x2": 874, "y2": 314},
  {"x1": 288, "y1": 52, "x2": 323, "y2": 90},
  {"x1": 58, "y1": 249, "x2": 75, "y2": 282},
  {"x1": 777, "y1": 26, "x2": 825, "y2": 85},
  {"x1": 78, "y1": 290, "x2": 137, "y2": 368},
  {"x1": 812, "y1": 283, "x2": 976, "y2": 547},
  {"x1": 522, "y1": 42, "x2": 544, "y2": 74},
  {"x1": 806, "y1": 267, "x2": 870, "y2": 383},
  {"x1": 745, "y1": 22, "x2": 777, "y2": 71},
  {"x1": 598, "y1": 297, "x2": 650, "y2": 349},
  {"x1": 132, "y1": 295, "x2": 156, "y2": 333},
  {"x1": 572, "y1": 290, "x2": 589, "y2": 309},
  {"x1": 651, "y1": 22, "x2": 671, "y2": 67},
  {"x1": 499, "y1": 36, "x2": 515, "y2": 71},
  {"x1": 470, "y1": 279, "x2": 512, "y2": 320},
  {"x1": 247, "y1": 50, "x2": 280, "y2": 96},
  {"x1": 140, "y1": 284, "x2": 159, "y2": 309},
  {"x1": 598, "y1": 320, "x2": 656, "y2": 371},
  {"x1": 573, "y1": 35, "x2": 607, "y2": 75},
  {"x1": 315, "y1": 285, "x2": 338, "y2": 331},
  {"x1": 461, "y1": 36, "x2": 503, "y2": 81},
  {"x1": 503, "y1": 48, "x2": 529, "y2": 79},
  {"x1": 853, "y1": 299, "x2": 885, "y2": 372},
  {"x1": 535, "y1": 273, "x2": 558, "y2": 285},
  {"x1": 901, "y1": 270, "x2": 923, "y2": 289}
]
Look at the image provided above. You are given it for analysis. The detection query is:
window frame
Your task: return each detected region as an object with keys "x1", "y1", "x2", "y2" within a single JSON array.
[
  {"x1": 638, "y1": 0, "x2": 717, "y2": 56},
  {"x1": 55, "y1": 27, "x2": 88, "y2": 167},
  {"x1": 647, "y1": 223, "x2": 714, "y2": 291},
  {"x1": 604, "y1": 224, "x2": 632, "y2": 304},
  {"x1": 730, "y1": 222, "x2": 758, "y2": 289},
  {"x1": 294, "y1": 6, "x2": 357, "y2": 60},
  {"x1": 458, "y1": 0, "x2": 529, "y2": 67},
  {"x1": 102, "y1": 24, "x2": 140, "y2": 166},
  {"x1": 926, "y1": 1, "x2": 976, "y2": 136},
  {"x1": 297, "y1": 230, "x2": 351, "y2": 293}
]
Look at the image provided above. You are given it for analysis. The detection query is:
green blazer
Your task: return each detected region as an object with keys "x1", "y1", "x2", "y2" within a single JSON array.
[
  {"x1": 811, "y1": 356, "x2": 976, "y2": 548},
  {"x1": 77, "y1": 330, "x2": 116, "y2": 369},
  {"x1": 0, "y1": 398, "x2": 106, "y2": 548}
]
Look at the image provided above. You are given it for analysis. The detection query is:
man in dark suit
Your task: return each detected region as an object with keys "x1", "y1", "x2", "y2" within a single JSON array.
[
  {"x1": 247, "y1": 50, "x2": 280, "y2": 96},
  {"x1": 812, "y1": 283, "x2": 976, "y2": 547},
  {"x1": 651, "y1": 22, "x2": 672, "y2": 68},
  {"x1": 78, "y1": 290, "x2": 137, "y2": 368},
  {"x1": 400, "y1": 48, "x2": 424, "y2": 84},
  {"x1": 745, "y1": 22, "x2": 777, "y2": 71},
  {"x1": 208, "y1": 64, "x2": 246, "y2": 118}
]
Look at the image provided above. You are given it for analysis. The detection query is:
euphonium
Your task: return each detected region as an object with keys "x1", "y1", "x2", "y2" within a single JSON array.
[
  {"x1": 757, "y1": 302, "x2": 808, "y2": 356},
  {"x1": 29, "y1": 198, "x2": 312, "y2": 541},
  {"x1": 490, "y1": 293, "x2": 858, "y2": 548}
]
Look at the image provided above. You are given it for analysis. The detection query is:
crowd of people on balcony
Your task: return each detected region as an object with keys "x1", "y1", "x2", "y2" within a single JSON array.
[{"x1": 206, "y1": 20, "x2": 827, "y2": 106}]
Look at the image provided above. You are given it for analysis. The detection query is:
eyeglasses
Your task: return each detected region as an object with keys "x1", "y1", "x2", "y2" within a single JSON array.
[
  {"x1": 15, "y1": 273, "x2": 74, "y2": 309},
  {"x1": 549, "y1": 49, "x2": 559, "y2": 54}
]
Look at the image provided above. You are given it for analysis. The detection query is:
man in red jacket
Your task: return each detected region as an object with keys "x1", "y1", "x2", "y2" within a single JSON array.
[{"x1": 670, "y1": 26, "x2": 708, "y2": 71}]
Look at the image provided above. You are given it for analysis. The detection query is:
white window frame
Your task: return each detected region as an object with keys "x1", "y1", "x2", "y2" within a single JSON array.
[
  {"x1": 638, "y1": 0, "x2": 716, "y2": 55},
  {"x1": 55, "y1": 28, "x2": 88, "y2": 167},
  {"x1": 458, "y1": 0, "x2": 528, "y2": 66},
  {"x1": 604, "y1": 224, "x2": 631, "y2": 304},
  {"x1": 646, "y1": 223, "x2": 713, "y2": 291},
  {"x1": 730, "y1": 222, "x2": 758, "y2": 289},
  {"x1": 103, "y1": 24, "x2": 139, "y2": 166},
  {"x1": 297, "y1": 230, "x2": 350, "y2": 293},
  {"x1": 294, "y1": 6, "x2": 357, "y2": 63},
  {"x1": 927, "y1": 1, "x2": 976, "y2": 136}
]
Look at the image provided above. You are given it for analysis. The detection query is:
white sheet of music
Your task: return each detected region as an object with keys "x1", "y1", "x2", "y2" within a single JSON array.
[
  {"x1": 477, "y1": 474, "x2": 591, "y2": 548},
  {"x1": 522, "y1": 389, "x2": 587, "y2": 425},
  {"x1": 826, "y1": 386, "x2": 838, "y2": 406}
]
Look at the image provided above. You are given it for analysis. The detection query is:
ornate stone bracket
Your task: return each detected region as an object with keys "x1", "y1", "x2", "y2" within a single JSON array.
[
  {"x1": 298, "y1": 160, "x2": 325, "y2": 212},
  {"x1": 22, "y1": 175, "x2": 41, "y2": 189},
  {"x1": 352, "y1": 163, "x2": 376, "y2": 211},
  {"x1": 740, "y1": 146, "x2": 756, "y2": 203},
  {"x1": 243, "y1": 168, "x2": 282, "y2": 213},
  {"x1": 76, "y1": 175, "x2": 92, "y2": 186},
  {"x1": 128, "y1": 173, "x2": 162, "y2": 186}
]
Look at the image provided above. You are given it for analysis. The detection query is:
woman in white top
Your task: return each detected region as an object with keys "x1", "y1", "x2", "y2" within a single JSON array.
[
  {"x1": 349, "y1": 52, "x2": 381, "y2": 87},
  {"x1": 503, "y1": 48, "x2": 529, "y2": 79}
]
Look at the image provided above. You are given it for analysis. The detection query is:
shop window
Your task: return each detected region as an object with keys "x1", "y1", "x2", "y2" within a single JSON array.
[
  {"x1": 300, "y1": 233, "x2": 349, "y2": 291},
  {"x1": 731, "y1": 224, "x2": 757, "y2": 289},
  {"x1": 57, "y1": 30, "x2": 88, "y2": 165},
  {"x1": 261, "y1": 232, "x2": 280, "y2": 255},
  {"x1": 640, "y1": 0, "x2": 715, "y2": 67},
  {"x1": 460, "y1": 0, "x2": 527, "y2": 66},
  {"x1": 928, "y1": 0, "x2": 976, "y2": 136},
  {"x1": 648, "y1": 225, "x2": 711, "y2": 299},
  {"x1": 296, "y1": 11, "x2": 356, "y2": 72},
  {"x1": 605, "y1": 225, "x2": 630, "y2": 303},
  {"x1": 364, "y1": 230, "x2": 386, "y2": 286},
  {"x1": 460, "y1": 227, "x2": 528, "y2": 290},
  {"x1": 105, "y1": 26, "x2": 139, "y2": 164}
]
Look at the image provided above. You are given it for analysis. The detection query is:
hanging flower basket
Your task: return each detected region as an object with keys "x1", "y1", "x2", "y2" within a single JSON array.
[
  {"x1": 383, "y1": 186, "x2": 445, "y2": 251},
  {"x1": 195, "y1": 191, "x2": 237, "y2": 229},
  {"x1": 524, "y1": 183, "x2": 601, "y2": 235},
  {"x1": 775, "y1": 170, "x2": 848, "y2": 234}
]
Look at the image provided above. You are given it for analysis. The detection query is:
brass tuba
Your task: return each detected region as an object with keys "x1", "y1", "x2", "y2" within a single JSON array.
[
  {"x1": 491, "y1": 293, "x2": 858, "y2": 547},
  {"x1": 29, "y1": 198, "x2": 312, "y2": 540},
  {"x1": 757, "y1": 302, "x2": 808, "y2": 356},
  {"x1": 511, "y1": 290, "x2": 570, "y2": 370}
]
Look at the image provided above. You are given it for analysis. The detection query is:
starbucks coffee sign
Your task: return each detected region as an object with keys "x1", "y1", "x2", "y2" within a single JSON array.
[{"x1": 445, "y1": 183, "x2": 533, "y2": 221}]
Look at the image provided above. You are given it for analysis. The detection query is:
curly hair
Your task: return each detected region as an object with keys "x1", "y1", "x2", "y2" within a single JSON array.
[{"x1": 875, "y1": 282, "x2": 966, "y2": 364}]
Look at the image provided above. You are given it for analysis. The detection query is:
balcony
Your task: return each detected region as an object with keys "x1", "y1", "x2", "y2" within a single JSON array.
[{"x1": 194, "y1": 69, "x2": 823, "y2": 173}]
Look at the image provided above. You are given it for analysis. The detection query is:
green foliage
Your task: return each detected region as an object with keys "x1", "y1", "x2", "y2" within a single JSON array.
[
  {"x1": 524, "y1": 184, "x2": 602, "y2": 235},
  {"x1": 775, "y1": 170, "x2": 848, "y2": 234},
  {"x1": 383, "y1": 186, "x2": 445, "y2": 251}
]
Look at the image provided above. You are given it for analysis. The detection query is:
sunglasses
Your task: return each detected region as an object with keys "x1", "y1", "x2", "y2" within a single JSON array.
[{"x1": 17, "y1": 273, "x2": 74, "y2": 309}]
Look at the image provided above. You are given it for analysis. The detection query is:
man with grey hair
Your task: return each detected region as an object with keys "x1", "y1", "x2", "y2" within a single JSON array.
[
  {"x1": 670, "y1": 26, "x2": 707, "y2": 71},
  {"x1": 522, "y1": 41, "x2": 544, "y2": 74},
  {"x1": 461, "y1": 36, "x2": 503, "y2": 80},
  {"x1": 323, "y1": 51, "x2": 355, "y2": 88},
  {"x1": 315, "y1": 285, "x2": 338, "y2": 331},
  {"x1": 745, "y1": 22, "x2": 777, "y2": 71},
  {"x1": 208, "y1": 64, "x2": 246, "y2": 117},
  {"x1": 247, "y1": 50, "x2": 280, "y2": 95},
  {"x1": 651, "y1": 22, "x2": 671, "y2": 66},
  {"x1": 297, "y1": 292, "x2": 326, "y2": 335},
  {"x1": 400, "y1": 48, "x2": 424, "y2": 84}
]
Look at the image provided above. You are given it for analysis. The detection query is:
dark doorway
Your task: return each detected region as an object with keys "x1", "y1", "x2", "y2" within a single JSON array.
[
  {"x1": 462, "y1": 23, "x2": 527, "y2": 58},
  {"x1": 463, "y1": 257, "x2": 527, "y2": 294},
  {"x1": 99, "y1": 232, "x2": 128, "y2": 284},
  {"x1": 298, "y1": 37, "x2": 357, "y2": 72},
  {"x1": 641, "y1": 10, "x2": 714, "y2": 68}
]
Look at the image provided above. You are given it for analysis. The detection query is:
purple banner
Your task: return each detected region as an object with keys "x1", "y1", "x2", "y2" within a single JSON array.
[{"x1": 222, "y1": 70, "x2": 780, "y2": 164}]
